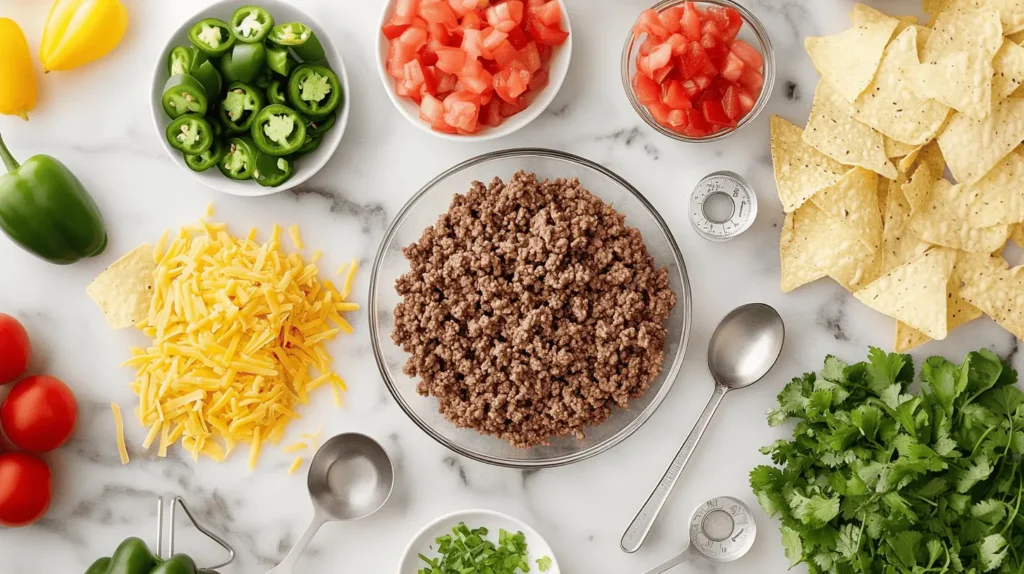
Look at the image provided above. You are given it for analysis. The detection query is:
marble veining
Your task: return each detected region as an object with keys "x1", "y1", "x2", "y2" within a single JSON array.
[{"x1": 2, "y1": 1, "x2": 1021, "y2": 573}]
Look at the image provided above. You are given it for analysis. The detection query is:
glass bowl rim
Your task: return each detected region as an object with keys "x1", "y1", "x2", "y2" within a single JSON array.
[
  {"x1": 620, "y1": 0, "x2": 777, "y2": 143},
  {"x1": 368, "y1": 147, "x2": 693, "y2": 468}
]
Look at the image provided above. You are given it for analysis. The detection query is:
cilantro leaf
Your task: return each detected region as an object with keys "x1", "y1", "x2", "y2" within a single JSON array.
[
  {"x1": 865, "y1": 347, "x2": 907, "y2": 394},
  {"x1": 821, "y1": 355, "x2": 848, "y2": 383},
  {"x1": 980, "y1": 386, "x2": 1024, "y2": 418},
  {"x1": 922, "y1": 356, "x2": 962, "y2": 415},
  {"x1": 788, "y1": 492, "x2": 841, "y2": 527},
  {"x1": 978, "y1": 533, "x2": 1007, "y2": 571},
  {"x1": 835, "y1": 523, "x2": 861, "y2": 558},
  {"x1": 781, "y1": 525, "x2": 804, "y2": 567}
]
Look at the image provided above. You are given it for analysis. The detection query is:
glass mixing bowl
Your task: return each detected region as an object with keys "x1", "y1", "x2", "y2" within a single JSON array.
[{"x1": 368, "y1": 149, "x2": 692, "y2": 468}]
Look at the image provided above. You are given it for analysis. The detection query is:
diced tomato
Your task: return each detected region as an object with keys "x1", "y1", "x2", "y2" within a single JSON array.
[
  {"x1": 722, "y1": 85, "x2": 742, "y2": 119},
  {"x1": 435, "y1": 46, "x2": 467, "y2": 74},
  {"x1": 483, "y1": 28, "x2": 509, "y2": 51},
  {"x1": 448, "y1": 0, "x2": 478, "y2": 16},
  {"x1": 681, "y1": 3, "x2": 702, "y2": 41},
  {"x1": 706, "y1": 6, "x2": 742, "y2": 42},
  {"x1": 665, "y1": 34, "x2": 687, "y2": 56},
  {"x1": 500, "y1": 97, "x2": 528, "y2": 117},
  {"x1": 519, "y1": 41, "x2": 542, "y2": 72},
  {"x1": 730, "y1": 40, "x2": 763, "y2": 71},
  {"x1": 420, "y1": 92, "x2": 445, "y2": 123},
  {"x1": 530, "y1": 1, "x2": 562, "y2": 27},
  {"x1": 398, "y1": 26, "x2": 429, "y2": 51},
  {"x1": 679, "y1": 41, "x2": 708, "y2": 80},
  {"x1": 485, "y1": 1, "x2": 524, "y2": 32},
  {"x1": 634, "y1": 9, "x2": 669, "y2": 40},
  {"x1": 403, "y1": 58, "x2": 427, "y2": 91},
  {"x1": 421, "y1": 65, "x2": 439, "y2": 94},
  {"x1": 701, "y1": 99, "x2": 735, "y2": 127},
  {"x1": 682, "y1": 108, "x2": 711, "y2": 137},
  {"x1": 393, "y1": 0, "x2": 421, "y2": 25},
  {"x1": 529, "y1": 68, "x2": 548, "y2": 90},
  {"x1": 436, "y1": 69, "x2": 458, "y2": 93},
  {"x1": 737, "y1": 87, "x2": 756, "y2": 114},
  {"x1": 461, "y1": 9, "x2": 484, "y2": 29},
  {"x1": 481, "y1": 97, "x2": 503, "y2": 126},
  {"x1": 458, "y1": 58, "x2": 493, "y2": 94},
  {"x1": 648, "y1": 43, "x2": 673, "y2": 72},
  {"x1": 491, "y1": 40, "x2": 520, "y2": 67},
  {"x1": 506, "y1": 25, "x2": 529, "y2": 49},
  {"x1": 462, "y1": 28, "x2": 492, "y2": 59},
  {"x1": 382, "y1": 21, "x2": 411, "y2": 40},
  {"x1": 680, "y1": 78, "x2": 699, "y2": 98},
  {"x1": 661, "y1": 80, "x2": 692, "y2": 110},
  {"x1": 387, "y1": 39, "x2": 418, "y2": 78},
  {"x1": 721, "y1": 51, "x2": 745, "y2": 82},
  {"x1": 421, "y1": 37, "x2": 441, "y2": 65},
  {"x1": 737, "y1": 67, "x2": 764, "y2": 95},
  {"x1": 632, "y1": 72, "x2": 660, "y2": 105},
  {"x1": 639, "y1": 36, "x2": 657, "y2": 56},
  {"x1": 493, "y1": 59, "x2": 532, "y2": 103},
  {"x1": 443, "y1": 91, "x2": 481, "y2": 131},
  {"x1": 702, "y1": 19, "x2": 723, "y2": 43},
  {"x1": 646, "y1": 102, "x2": 672, "y2": 125},
  {"x1": 411, "y1": 16, "x2": 429, "y2": 29},
  {"x1": 651, "y1": 63, "x2": 673, "y2": 84},
  {"x1": 693, "y1": 73, "x2": 712, "y2": 92},
  {"x1": 657, "y1": 6, "x2": 683, "y2": 35},
  {"x1": 420, "y1": 0, "x2": 458, "y2": 27},
  {"x1": 525, "y1": 16, "x2": 568, "y2": 46},
  {"x1": 666, "y1": 108, "x2": 688, "y2": 128}
]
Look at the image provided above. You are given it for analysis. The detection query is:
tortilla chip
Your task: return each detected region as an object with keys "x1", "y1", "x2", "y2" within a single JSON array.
[
  {"x1": 921, "y1": 7, "x2": 1003, "y2": 63},
  {"x1": 963, "y1": 149, "x2": 1024, "y2": 226},
  {"x1": 899, "y1": 139, "x2": 946, "y2": 177},
  {"x1": 883, "y1": 175, "x2": 932, "y2": 274},
  {"x1": 854, "y1": 247, "x2": 957, "y2": 339},
  {"x1": 937, "y1": 97, "x2": 1024, "y2": 185},
  {"x1": 1009, "y1": 29, "x2": 1024, "y2": 44},
  {"x1": 805, "y1": 15, "x2": 898, "y2": 103},
  {"x1": 1012, "y1": 223, "x2": 1024, "y2": 246},
  {"x1": 958, "y1": 252, "x2": 1024, "y2": 339},
  {"x1": 908, "y1": 178, "x2": 1011, "y2": 253},
  {"x1": 780, "y1": 203, "x2": 875, "y2": 292},
  {"x1": 877, "y1": 173, "x2": 891, "y2": 221},
  {"x1": 811, "y1": 167, "x2": 883, "y2": 251},
  {"x1": 885, "y1": 136, "x2": 920, "y2": 159},
  {"x1": 933, "y1": 0, "x2": 1024, "y2": 35},
  {"x1": 893, "y1": 258, "x2": 983, "y2": 351},
  {"x1": 908, "y1": 50, "x2": 993, "y2": 120},
  {"x1": 852, "y1": 4, "x2": 914, "y2": 28},
  {"x1": 804, "y1": 81, "x2": 897, "y2": 179},
  {"x1": 87, "y1": 244, "x2": 156, "y2": 330},
  {"x1": 854, "y1": 27, "x2": 952, "y2": 146},
  {"x1": 769, "y1": 116, "x2": 848, "y2": 213},
  {"x1": 993, "y1": 40, "x2": 1024, "y2": 100},
  {"x1": 902, "y1": 161, "x2": 935, "y2": 214}
]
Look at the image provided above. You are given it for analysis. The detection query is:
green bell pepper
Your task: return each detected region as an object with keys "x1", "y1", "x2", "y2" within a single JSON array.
[
  {"x1": 253, "y1": 151, "x2": 294, "y2": 187},
  {"x1": 250, "y1": 104, "x2": 307, "y2": 156},
  {"x1": 85, "y1": 557, "x2": 111, "y2": 574},
  {"x1": 150, "y1": 554, "x2": 197, "y2": 574},
  {"x1": 268, "y1": 22, "x2": 325, "y2": 62},
  {"x1": 189, "y1": 18, "x2": 234, "y2": 57},
  {"x1": 161, "y1": 74, "x2": 208, "y2": 119},
  {"x1": 166, "y1": 114, "x2": 215, "y2": 155},
  {"x1": 105, "y1": 537, "x2": 158, "y2": 574},
  {"x1": 220, "y1": 42, "x2": 266, "y2": 84},
  {"x1": 230, "y1": 6, "x2": 274, "y2": 43},
  {"x1": 266, "y1": 80, "x2": 288, "y2": 106},
  {"x1": 287, "y1": 64, "x2": 342, "y2": 117},
  {"x1": 0, "y1": 132, "x2": 106, "y2": 265},
  {"x1": 219, "y1": 137, "x2": 257, "y2": 180},
  {"x1": 219, "y1": 82, "x2": 265, "y2": 133}
]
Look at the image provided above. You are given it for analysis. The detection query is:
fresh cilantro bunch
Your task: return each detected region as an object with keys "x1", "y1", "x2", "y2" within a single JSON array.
[{"x1": 751, "y1": 348, "x2": 1024, "y2": 573}]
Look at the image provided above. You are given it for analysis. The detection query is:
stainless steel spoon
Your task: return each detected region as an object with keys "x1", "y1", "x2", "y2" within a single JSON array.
[
  {"x1": 621, "y1": 303, "x2": 784, "y2": 553},
  {"x1": 268, "y1": 433, "x2": 395, "y2": 573}
]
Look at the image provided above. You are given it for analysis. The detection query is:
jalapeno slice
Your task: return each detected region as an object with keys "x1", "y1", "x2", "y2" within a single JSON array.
[
  {"x1": 287, "y1": 64, "x2": 342, "y2": 116},
  {"x1": 267, "y1": 80, "x2": 288, "y2": 106},
  {"x1": 266, "y1": 44, "x2": 297, "y2": 77},
  {"x1": 189, "y1": 18, "x2": 235, "y2": 57},
  {"x1": 304, "y1": 111, "x2": 337, "y2": 136},
  {"x1": 253, "y1": 151, "x2": 294, "y2": 187},
  {"x1": 185, "y1": 139, "x2": 227, "y2": 172},
  {"x1": 161, "y1": 74, "x2": 209, "y2": 119},
  {"x1": 230, "y1": 6, "x2": 274, "y2": 43},
  {"x1": 191, "y1": 59, "x2": 223, "y2": 101},
  {"x1": 251, "y1": 104, "x2": 307, "y2": 156},
  {"x1": 220, "y1": 42, "x2": 266, "y2": 84},
  {"x1": 254, "y1": 66, "x2": 275, "y2": 90},
  {"x1": 268, "y1": 22, "x2": 325, "y2": 62},
  {"x1": 219, "y1": 137, "x2": 257, "y2": 180},
  {"x1": 293, "y1": 134, "x2": 322, "y2": 157},
  {"x1": 166, "y1": 114, "x2": 214, "y2": 155},
  {"x1": 219, "y1": 82, "x2": 265, "y2": 133},
  {"x1": 167, "y1": 46, "x2": 197, "y2": 76}
]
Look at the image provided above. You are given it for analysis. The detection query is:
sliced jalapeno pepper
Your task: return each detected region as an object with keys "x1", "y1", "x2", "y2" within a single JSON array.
[
  {"x1": 254, "y1": 66, "x2": 275, "y2": 90},
  {"x1": 304, "y1": 110, "x2": 337, "y2": 136},
  {"x1": 253, "y1": 151, "x2": 294, "y2": 187},
  {"x1": 166, "y1": 114, "x2": 214, "y2": 155},
  {"x1": 220, "y1": 42, "x2": 266, "y2": 84},
  {"x1": 167, "y1": 46, "x2": 197, "y2": 76},
  {"x1": 293, "y1": 134, "x2": 322, "y2": 157},
  {"x1": 189, "y1": 18, "x2": 235, "y2": 57},
  {"x1": 219, "y1": 137, "x2": 257, "y2": 180},
  {"x1": 230, "y1": 6, "x2": 274, "y2": 43},
  {"x1": 268, "y1": 22, "x2": 325, "y2": 62},
  {"x1": 185, "y1": 138, "x2": 227, "y2": 172},
  {"x1": 191, "y1": 59, "x2": 222, "y2": 101},
  {"x1": 266, "y1": 44, "x2": 297, "y2": 77},
  {"x1": 251, "y1": 104, "x2": 306, "y2": 156},
  {"x1": 219, "y1": 82, "x2": 265, "y2": 133},
  {"x1": 161, "y1": 74, "x2": 208, "y2": 119},
  {"x1": 267, "y1": 80, "x2": 288, "y2": 106},
  {"x1": 287, "y1": 64, "x2": 342, "y2": 116}
]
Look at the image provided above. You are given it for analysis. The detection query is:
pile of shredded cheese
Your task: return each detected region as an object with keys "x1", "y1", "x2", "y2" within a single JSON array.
[{"x1": 121, "y1": 218, "x2": 359, "y2": 469}]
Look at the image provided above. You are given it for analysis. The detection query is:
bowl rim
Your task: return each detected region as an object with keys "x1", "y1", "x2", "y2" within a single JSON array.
[
  {"x1": 374, "y1": 0, "x2": 573, "y2": 142},
  {"x1": 620, "y1": 0, "x2": 776, "y2": 143},
  {"x1": 149, "y1": 0, "x2": 350, "y2": 196},
  {"x1": 368, "y1": 148, "x2": 693, "y2": 469},
  {"x1": 397, "y1": 509, "x2": 560, "y2": 573}
]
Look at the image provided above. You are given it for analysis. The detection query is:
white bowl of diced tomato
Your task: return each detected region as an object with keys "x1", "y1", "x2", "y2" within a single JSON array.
[
  {"x1": 622, "y1": 0, "x2": 774, "y2": 141},
  {"x1": 377, "y1": 0, "x2": 572, "y2": 140}
]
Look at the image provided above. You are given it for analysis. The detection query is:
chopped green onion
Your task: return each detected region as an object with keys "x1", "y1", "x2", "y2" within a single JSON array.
[{"x1": 417, "y1": 522, "x2": 549, "y2": 574}]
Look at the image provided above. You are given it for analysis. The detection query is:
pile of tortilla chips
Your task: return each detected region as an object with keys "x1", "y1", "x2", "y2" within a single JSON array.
[{"x1": 772, "y1": 2, "x2": 1024, "y2": 352}]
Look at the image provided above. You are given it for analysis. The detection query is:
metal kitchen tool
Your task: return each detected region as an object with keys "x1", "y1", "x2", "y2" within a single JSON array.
[
  {"x1": 639, "y1": 496, "x2": 756, "y2": 574},
  {"x1": 621, "y1": 303, "x2": 784, "y2": 553},
  {"x1": 155, "y1": 496, "x2": 236, "y2": 570},
  {"x1": 688, "y1": 171, "x2": 757, "y2": 241},
  {"x1": 267, "y1": 433, "x2": 395, "y2": 574}
]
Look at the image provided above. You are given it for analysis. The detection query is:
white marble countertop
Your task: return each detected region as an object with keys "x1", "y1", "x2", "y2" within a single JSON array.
[{"x1": 1, "y1": 0, "x2": 1021, "y2": 572}]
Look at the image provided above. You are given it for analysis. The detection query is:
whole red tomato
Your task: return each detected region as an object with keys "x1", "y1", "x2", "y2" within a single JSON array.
[
  {"x1": 1, "y1": 375, "x2": 78, "y2": 453},
  {"x1": 0, "y1": 313, "x2": 30, "y2": 385},
  {"x1": 0, "y1": 452, "x2": 51, "y2": 527}
]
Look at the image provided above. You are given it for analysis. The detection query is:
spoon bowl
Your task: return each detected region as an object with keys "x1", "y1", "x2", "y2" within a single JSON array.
[
  {"x1": 708, "y1": 303, "x2": 785, "y2": 389},
  {"x1": 309, "y1": 433, "x2": 394, "y2": 521}
]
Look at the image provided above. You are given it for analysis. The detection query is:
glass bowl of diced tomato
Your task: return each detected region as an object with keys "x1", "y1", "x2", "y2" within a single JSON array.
[
  {"x1": 623, "y1": 0, "x2": 774, "y2": 141},
  {"x1": 378, "y1": 0, "x2": 572, "y2": 140}
]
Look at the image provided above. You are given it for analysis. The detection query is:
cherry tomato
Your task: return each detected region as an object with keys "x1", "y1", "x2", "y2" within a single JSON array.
[
  {"x1": 1, "y1": 375, "x2": 78, "y2": 453},
  {"x1": 0, "y1": 452, "x2": 51, "y2": 527},
  {"x1": 0, "y1": 313, "x2": 30, "y2": 385}
]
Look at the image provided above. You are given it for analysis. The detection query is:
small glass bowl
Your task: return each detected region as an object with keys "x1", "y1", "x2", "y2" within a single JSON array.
[
  {"x1": 369, "y1": 149, "x2": 692, "y2": 468},
  {"x1": 621, "y1": 0, "x2": 776, "y2": 143}
]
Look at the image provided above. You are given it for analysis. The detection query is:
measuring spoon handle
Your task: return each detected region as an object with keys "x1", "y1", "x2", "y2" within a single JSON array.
[
  {"x1": 620, "y1": 385, "x2": 728, "y2": 554},
  {"x1": 639, "y1": 546, "x2": 696, "y2": 574},
  {"x1": 267, "y1": 513, "x2": 327, "y2": 574}
]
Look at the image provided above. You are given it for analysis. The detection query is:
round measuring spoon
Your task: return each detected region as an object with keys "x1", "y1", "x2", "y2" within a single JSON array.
[
  {"x1": 640, "y1": 496, "x2": 757, "y2": 574},
  {"x1": 621, "y1": 303, "x2": 784, "y2": 553},
  {"x1": 268, "y1": 433, "x2": 395, "y2": 574}
]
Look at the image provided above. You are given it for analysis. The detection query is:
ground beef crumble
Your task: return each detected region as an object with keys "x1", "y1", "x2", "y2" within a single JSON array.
[{"x1": 392, "y1": 171, "x2": 677, "y2": 448}]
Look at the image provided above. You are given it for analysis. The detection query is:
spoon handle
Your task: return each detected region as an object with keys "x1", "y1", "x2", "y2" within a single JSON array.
[
  {"x1": 620, "y1": 385, "x2": 728, "y2": 554},
  {"x1": 639, "y1": 546, "x2": 696, "y2": 574},
  {"x1": 266, "y1": 513, "x2": 327, "y2": 574}
]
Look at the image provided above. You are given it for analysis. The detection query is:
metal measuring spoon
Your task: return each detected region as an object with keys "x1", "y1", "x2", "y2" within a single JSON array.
[
  {"x1": 640, "y1": 496, "x2": 757, "y2": 574},
  {"x1": 621, "y1": 303, "x2": 784, "y2": 553},
  {"x1": 268, "y1": 433, "x2": 395, "y2": 574}
]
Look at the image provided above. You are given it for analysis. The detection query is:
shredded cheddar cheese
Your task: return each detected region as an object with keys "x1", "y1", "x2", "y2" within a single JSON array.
[
  {"x1": 112, "y1": 403, "x2": 130, "y2": 464},
  {"x1": 123, "y1": 218, "x2": 359, "y2": 469},
  {"x1": 288, "y1": 457, "x2": 304, "y2": 475},
  {"x1": 288, "y1": 224, "x2": 303, "y2": 250}
]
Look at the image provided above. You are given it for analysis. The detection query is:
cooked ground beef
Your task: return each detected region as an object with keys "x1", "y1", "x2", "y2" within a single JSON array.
[{"x1": 392, "y1": 171, "x2": 677, "y2": 448}]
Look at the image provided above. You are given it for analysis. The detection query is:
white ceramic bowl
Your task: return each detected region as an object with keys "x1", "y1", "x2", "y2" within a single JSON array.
[
  {"x1": 150, "y1": 0, "x2": 350, "y2": 196},
  {"x1": 375, "y1": 1, "x2": 572, "y2": 141},
  {"x1": 398, "y1": 509, "x2": 560, "y2": 573}
]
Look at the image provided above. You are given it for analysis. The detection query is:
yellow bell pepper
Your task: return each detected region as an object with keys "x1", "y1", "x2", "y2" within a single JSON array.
[
  {"x1": 40, "y1": 0, "x2": 129, "y2": 72},
  {"x1": 0, "y1": 19, "x2": 37, "y2": 120}
]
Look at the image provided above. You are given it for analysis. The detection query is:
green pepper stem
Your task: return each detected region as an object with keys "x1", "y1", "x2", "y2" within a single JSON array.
[{"x1": 0, "y1": 132, "x2": 20, "y2": 172}]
